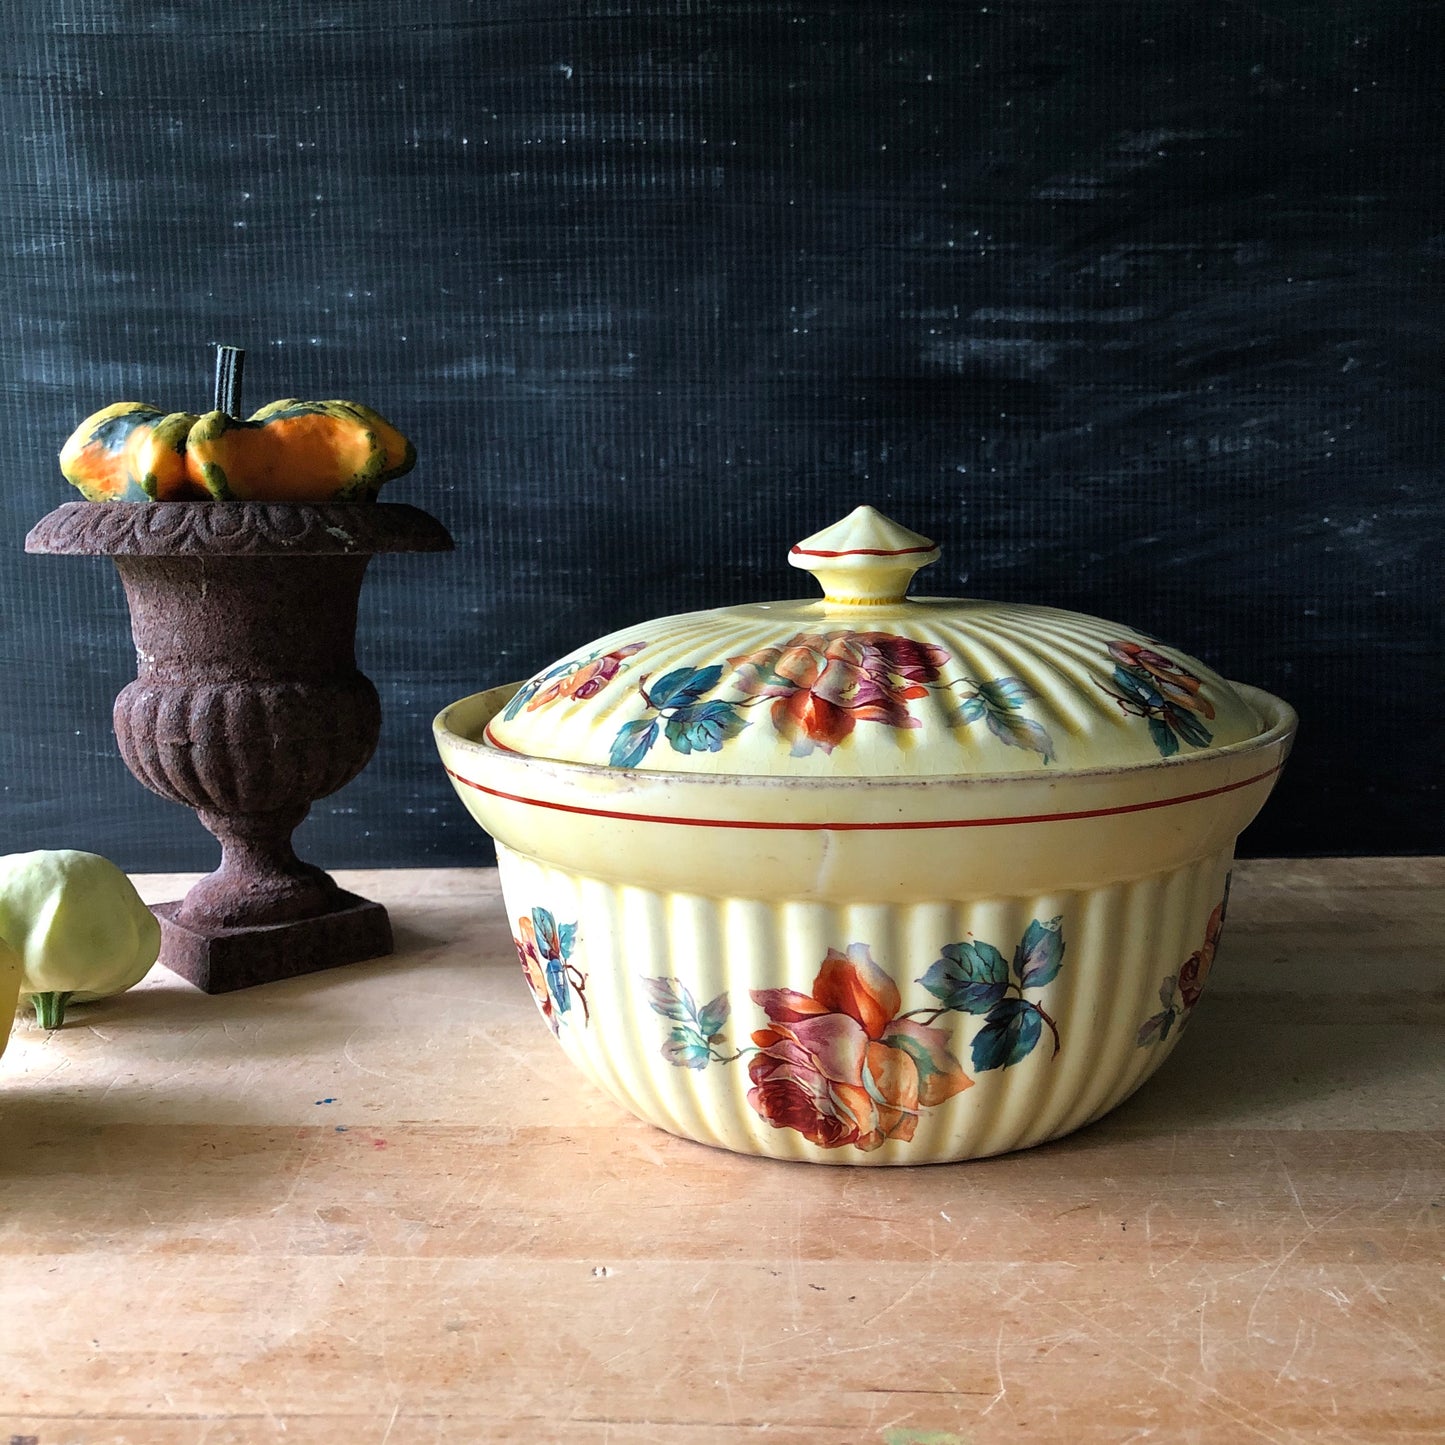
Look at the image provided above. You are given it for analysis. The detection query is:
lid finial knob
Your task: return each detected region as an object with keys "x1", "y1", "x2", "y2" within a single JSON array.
[{"x1": 789, "y1": 505, "x2": 941, "y2": 607}]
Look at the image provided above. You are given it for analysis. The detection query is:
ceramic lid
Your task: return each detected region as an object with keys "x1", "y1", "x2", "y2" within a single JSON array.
[{"x1": 485, "y1": 506, "x2": 1266, "y2": 777}]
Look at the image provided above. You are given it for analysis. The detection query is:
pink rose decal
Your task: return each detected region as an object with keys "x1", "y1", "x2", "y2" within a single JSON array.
[
  {"x1": 642, "y1": 926, "x2": 1069, "y2": 1153},
  {"x1": 746, "y1": 944, "x2": 972, "y2": 1152},
  {"x1": 1102, "y1": 639, "x2": 1216, "y2": 757},
  {"x1": 1138, "y1": 884, "x2": 1230, "y2": 1045},
  {"x1": 1176, "y1": 896, "x2": 1225, "y2": 1010},
  {"x1": 729, "y1": 630, "x2": 951, "y2": 755},
  {"x1": 512, "y1": 907, "x2": 586, "y2": 1034}
]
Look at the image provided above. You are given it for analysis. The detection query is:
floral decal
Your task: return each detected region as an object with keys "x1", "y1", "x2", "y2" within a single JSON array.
[
  {"x1": 952, "y1": 676, "x2": 1055, "y2": 763},
  {"x1": 746, "y1": 944, "x2": 972, "y2": 1151},
  {"x1": 504, "y1": 641, "x2": 646, "y2": 721},
  {"x1": 642, "y1": 922, "x2": 1063, "y2": 1155},
  {"x1": 918, "y1": 916, "x2": 1065, "y2": 1070},
  {"x1": 607, "y1": 629, "x2": 1055, "y2": 767},
  {"x1": 640, "y1": 976, "x2": 735, "y2": 1069},
  {"x1": 728, "y1": 631, "x2": 951, "y2": 757},
  {"x1": 513, "y1": 907, "x2": 587, "y2": 1034},
  {"x1": 1099, "y1": 639, "x2": 1215, "y2": 757},
  {"x1": 610, "y1": 665, "x2": 748, "y2": 768},
  {"x1": 1137, "y1": 884, "x2": 1230, "y2": 1046}
]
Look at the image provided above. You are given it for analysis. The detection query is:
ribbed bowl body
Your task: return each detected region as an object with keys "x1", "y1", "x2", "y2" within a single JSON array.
[{"x1": 437, "y1": 682, "x2": 1295, "y2": 1165}]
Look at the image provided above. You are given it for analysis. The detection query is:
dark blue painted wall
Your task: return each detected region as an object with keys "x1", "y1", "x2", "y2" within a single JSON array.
[{"x1": 1, "y1": 2, "x2": 1440, "y2": 868}]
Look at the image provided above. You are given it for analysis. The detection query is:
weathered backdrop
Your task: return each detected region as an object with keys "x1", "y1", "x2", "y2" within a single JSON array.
[{"x1": 1, "y1": 2, "x2": 1440, "y2": 868}]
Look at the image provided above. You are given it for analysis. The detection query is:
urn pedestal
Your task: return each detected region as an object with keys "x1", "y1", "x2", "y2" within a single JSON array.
[{"x1": 26, "y1": 501, "x2": 453, "y2": 993}]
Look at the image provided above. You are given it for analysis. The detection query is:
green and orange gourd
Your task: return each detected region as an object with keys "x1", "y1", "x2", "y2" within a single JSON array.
[{"x1": 58, "y1": 349, "x2": 415, "y2": 504}]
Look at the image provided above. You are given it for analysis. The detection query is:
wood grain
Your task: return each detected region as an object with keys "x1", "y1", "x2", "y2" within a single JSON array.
[{"x1": 0, "y1": 859, "x2": 1440, "y2": 1443}]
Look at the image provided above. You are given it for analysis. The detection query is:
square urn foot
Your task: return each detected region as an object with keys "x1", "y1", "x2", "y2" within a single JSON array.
[{"x1": 153, "y1": 892, "x2": 394, "y2": 994}]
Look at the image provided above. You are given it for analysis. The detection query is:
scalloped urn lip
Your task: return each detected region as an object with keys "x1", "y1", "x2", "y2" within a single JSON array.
[{"x1": 24, "y1": 500, "x2": 455, "y2": 558}]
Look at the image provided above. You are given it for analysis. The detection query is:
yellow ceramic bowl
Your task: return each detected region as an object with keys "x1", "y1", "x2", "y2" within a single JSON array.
[
  {"x1": 438, "y1": 507, "x2": 1296, "y2": 1164},
  {"x1": 435, "y1": 677, "x2": 1294, "y2": 1165}
]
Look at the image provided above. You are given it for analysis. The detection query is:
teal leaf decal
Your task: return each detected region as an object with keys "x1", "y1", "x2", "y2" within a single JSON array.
[
  {"x1": 516, "y1": 906, "x2": 587, "y2": 1027},
  {"x1": 610, "y1": 718, "x2": 659, "y2": 768},
  {"x1": 546, "y1": 959, "x2": 571, "y2": 1013},
  {"x1": 661, "y1": 1026, "x2": 713, "y2": 1070},
  {"x1": 1105, "y1": 657, "x2": 1214, "y2": 758},
  {"x1": 645, "y1": 975, "x2": 731, "y2": 1068},
  {"x1": 530, "y1": 907, "x2": 581, "y2": 1017},
  {"x1": 648, "y1": 664, "x2": 724, "y2": 711},
  {"x1": 664, "y1": 699, "x2": 747, "y2": 756},
  {"x1": 1170, "y1": 708, "x2": 1213, "y2": 750},
  {"x1": 959, "y1": 676, "x2": 1056, "y2": 762},
  {"x1": 1112, "y1": 665, "x2": 1163, "y2": 710},
  {"x1": 923, "y1": 919, "x2": 1064, "y2": 1065},
  {"x1": 642, "y1": 975, "x2": 697, "y2": 1023},
  {"x1": 971, "y1": 998, "x2": 1043, "y2": 1071},
  {"x1": 694, "y1": 992, "x2": 731, "y2": 1040},
  {"x1": 532, "y1": 907, "x2": 561, "y2": 959},
  {"x1": 919, "y1": 939, "x2": 1010, "y2": 1015},
  {"x1": 1147, "y1": 716, "x2": 1180, "y2": 757},
  {"x1": 502, "y1": 678, "x2": 541, "y2": 720},
  {"x1": 985, "y1": 708, "x2": 1056, "y2": 762},
  {"x1": 975, "y1": 677, "x2": 1036, "y2": 710},
  {"x1": 1136, "y1": 1008, "x2": 1177, "y2": 1046},
  {"x1": 1013, "y1": 916, "x2": 1065, "y2": 989},
  {"x1": 1138, "y1": 965, "x2": 1184, "y2": 1046}
]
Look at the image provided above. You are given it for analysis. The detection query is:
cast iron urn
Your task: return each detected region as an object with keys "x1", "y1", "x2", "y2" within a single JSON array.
[{"x1": 25, "y1": 500, "x2": 453, "y2": 992}]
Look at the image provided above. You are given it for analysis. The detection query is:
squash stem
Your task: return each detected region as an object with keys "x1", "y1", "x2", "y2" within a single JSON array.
[
  {"x1": 29, "y1": 990, "x2": 74, "y2": 1030},
  {"x1": 214, "y1": 345, "x2": 245, "y2": 415}
]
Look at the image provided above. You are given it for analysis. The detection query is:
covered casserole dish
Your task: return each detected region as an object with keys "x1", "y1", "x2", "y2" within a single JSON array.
[{"x1": 435, "y1": 506, "x2": 1295, "y2": 1164}]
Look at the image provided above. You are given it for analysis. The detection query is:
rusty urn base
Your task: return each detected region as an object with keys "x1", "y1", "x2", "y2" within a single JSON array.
[{"x1": 154, "y1": 893, "x2": 392, "y2": 994}]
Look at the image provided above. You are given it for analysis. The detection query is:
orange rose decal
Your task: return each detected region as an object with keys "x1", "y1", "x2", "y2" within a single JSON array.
[
  {"x1": 1177, "y1": 895, "x2": 1225, "y2": 1009},
  {"x1": 527, "y1": 642, "x2": 646, "y2": 711},
  {"x1": 729, "y1": 630, "x2": 951, "y2": 755},
  {"x1": 594, "y1": 629, "x2": 1053, "y2": 767},
  {"x1": 1138, "y1": 883, "x2": 1230, "y2": 1045},
  {"x1": 502, "y1": 641, "x2": 645, "y2": 722},
  {"x1": 643, "y1": 927, "x2": 1068, "y2": 1153},
  {"x1": 1107, "y1": 640, "x2": 1215, "y2": 719},
  {"x1": 1102, "y1": 639, "x2": 1215, "y2": 757},
  {"x1": 513, "y1": 907, "x2": 586, "y2": 1035},
  {"x1": 746, "y1": 944, "x2": 973, "y2": 1151}
]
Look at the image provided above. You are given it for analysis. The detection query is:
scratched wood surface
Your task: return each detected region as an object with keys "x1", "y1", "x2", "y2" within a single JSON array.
[{"x1": 0, "y1": 858, "x2": 1441, "y2": 1444}]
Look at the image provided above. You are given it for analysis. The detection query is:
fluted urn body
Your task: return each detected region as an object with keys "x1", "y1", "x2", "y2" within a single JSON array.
[{"x1": 26, "y1": 501, "x2": 452, "y2": 991}]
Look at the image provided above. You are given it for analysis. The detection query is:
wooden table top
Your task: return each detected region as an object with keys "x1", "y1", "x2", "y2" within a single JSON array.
[{"x1": 1, "y1": 858, "x2": 1441, "y2": 1444}]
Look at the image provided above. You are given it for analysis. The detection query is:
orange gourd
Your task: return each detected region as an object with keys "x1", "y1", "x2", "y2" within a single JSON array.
[
  {"x1": 59, "y1": 403, "x2": 200, "y2": 501},
  {"x1": 60, "y1": 399, "x2": 415, "y2": 503}
]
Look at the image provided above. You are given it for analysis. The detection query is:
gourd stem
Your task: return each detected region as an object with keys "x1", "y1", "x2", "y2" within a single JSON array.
[
  {"x1": 214, "y1": 345, "x2": 245, "y2": 416},
  {"x1": 29, "y1": 990, "x2": 74, "y2": 1030}
]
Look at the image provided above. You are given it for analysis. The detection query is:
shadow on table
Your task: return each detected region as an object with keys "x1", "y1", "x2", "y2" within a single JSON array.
[
  {"x1": 28, "y1": 915, "x2": 516, "y2": 1033},
  {"x1": 0, "y1": 1080, "x2": 284, "y2": 1187},
  {"x1": 1068, "y1": 988, "x2": 1438, "y2": 1141}
]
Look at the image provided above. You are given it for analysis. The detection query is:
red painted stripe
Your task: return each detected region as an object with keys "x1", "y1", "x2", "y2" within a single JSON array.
[
  {"x1": 482, "y1": 723, "x2": 521, "y2": 753},
  {"x1": 444, "y1": 760, "x2": 1283, "y2": 832},
  {"x1": 790, "y1": 542, "x2": 938, "y2": 559}
]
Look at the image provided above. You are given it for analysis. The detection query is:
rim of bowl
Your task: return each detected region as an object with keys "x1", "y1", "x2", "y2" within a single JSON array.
[{"x1": 435, "y1": 680, "x2": 1297, "y2": 793}]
